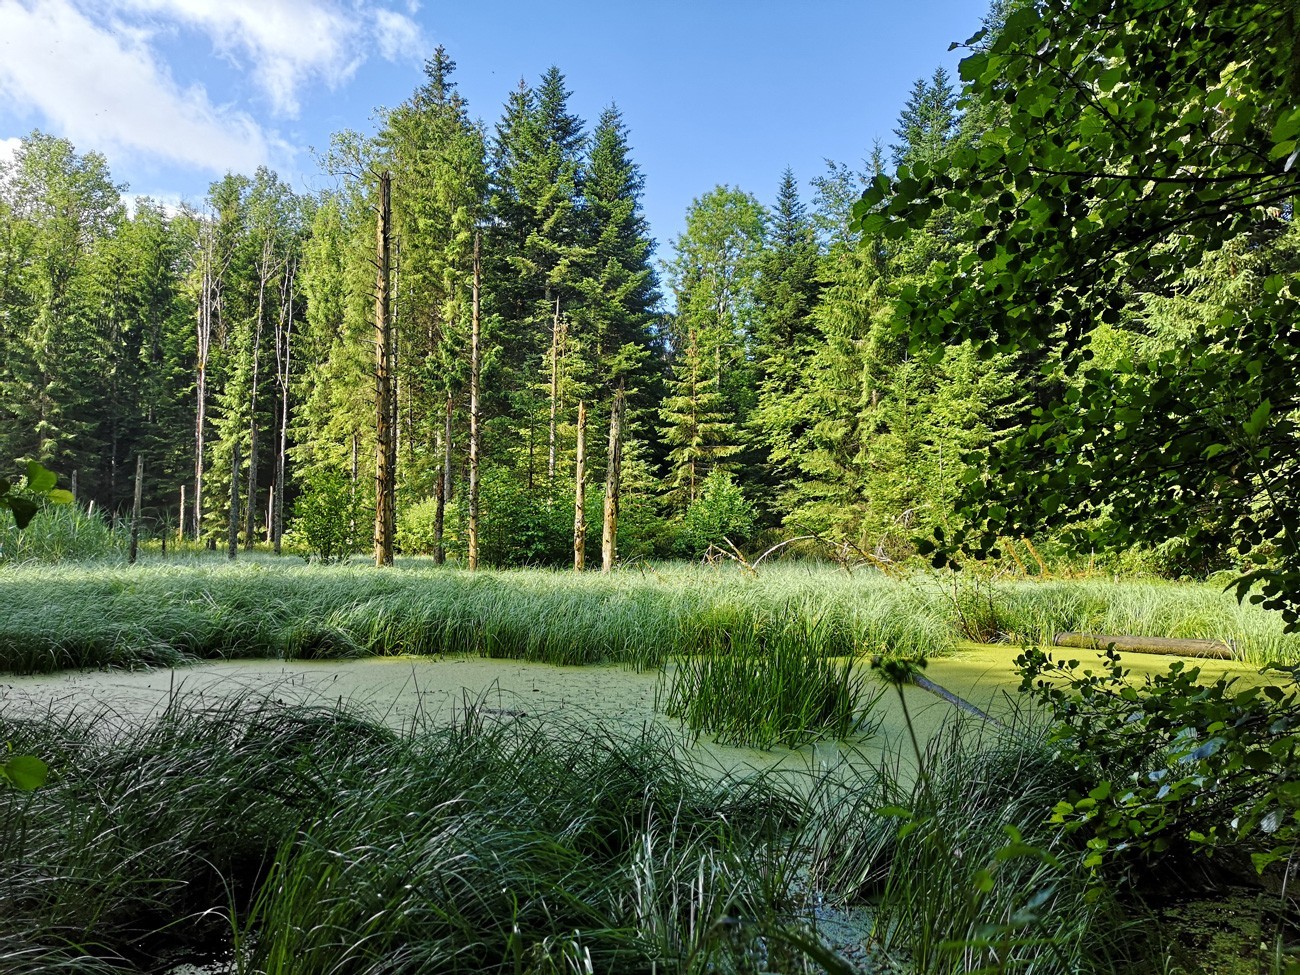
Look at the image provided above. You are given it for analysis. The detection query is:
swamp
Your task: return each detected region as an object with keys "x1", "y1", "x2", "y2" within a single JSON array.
[{"x1": 3, "y1": 0, "x2": 1300, "y2": 971}]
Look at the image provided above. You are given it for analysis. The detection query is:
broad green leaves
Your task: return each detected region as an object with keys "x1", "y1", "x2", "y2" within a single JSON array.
[
  {"x1": 854, "y1": 0, "x2": 1300, "y2": 626},
  {"x1": 1, "y1": 752, "x2": 48, "y2": 791},
  {"x1": 0, "y1": 461, "x2": 73, "y2": 528}
]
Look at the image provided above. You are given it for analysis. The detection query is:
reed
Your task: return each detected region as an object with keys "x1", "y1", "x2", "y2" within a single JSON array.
[
  {"x1": 656, "y1": 615, "x2": 882, "y2": 749},
  {"x1": 0, "y1": 693, "x2": 823, "y2": 974},
  {"x1": 0, "y1": 559, "x2": 1294, "y2": 678}
]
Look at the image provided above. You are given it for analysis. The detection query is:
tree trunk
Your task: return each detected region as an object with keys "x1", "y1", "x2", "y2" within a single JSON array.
[
  {"x1": 194, "y1": 243, "x2": 211, "y2": 542},
  {"x1": 178, "y1": 484, "x2": 185, "y2": 548},
  {"x1": 601, "y1": 381, "x2": 625, "y2": 574},
  {"x1": 574, "y1": 400, "x2": 586, "y2": 571},
  {"x1": 435, "y1": 391, "x2": 451, "y2": 565},
  {"x1": 374, "y1": 171, "x2": 395, "y2": 567},
  {"x1": 245, "y1": 238, "x2": 269, "y2": 550},
  {"x1": 273, "y1": 254, "x2": 295, "y2": 555},
  {"x1": 469, "y1": 227, "x2": 482, "y2": 572},
  {"x1": 228, "y1": 441, "x2": 240, "y2": 561},
  {"x1": 129, "y1": 455, "x2": 143, "y2": 564},
  {"x1": 548, "y1": 296, "x2": 560, "y2": 485}
]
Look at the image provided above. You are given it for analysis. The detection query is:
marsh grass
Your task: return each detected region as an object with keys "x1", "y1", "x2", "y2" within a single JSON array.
[
  {"x1": 0, "y1": 561, "x2": 953, "y2": 674},
  {"x1": 0, "y1": 693, "x2": 835, "y2": 974},
  {"x1": 0, "y1": 559, "x2": 1294, "y2": 678},
  {"x1": 0, "y1": 504, "x2": 126, "y2": 564},
  {"x1": 805, "y1": 706, "x2": 1136, "y2": 974},
  {"x1": 656, "y1": 614, "x2": 883, "y2": 749}
]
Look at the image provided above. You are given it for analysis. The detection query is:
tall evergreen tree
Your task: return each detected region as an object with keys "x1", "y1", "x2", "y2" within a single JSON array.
[
  {"x1": 890, "y1": 67, "x2": 960, "y2": 168},
  {"x1": 660, "y1": 186, "x2": 764, "y2": 505},
  {"x1": 749, "y1": 169, "x2": 822, "y2": 514}
]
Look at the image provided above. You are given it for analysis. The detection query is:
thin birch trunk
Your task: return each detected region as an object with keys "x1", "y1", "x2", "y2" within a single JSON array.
[
  {"x1": 574, "y1": 400, "x2": 586, "y2": 571},
  {"x1": 602, "y1": 381, "x2": 625, "y2": 574}
]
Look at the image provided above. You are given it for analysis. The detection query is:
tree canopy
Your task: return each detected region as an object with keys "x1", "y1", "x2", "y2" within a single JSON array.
[{"x1": 857, "y1": 0, "x2": 1300, "y2": 625}]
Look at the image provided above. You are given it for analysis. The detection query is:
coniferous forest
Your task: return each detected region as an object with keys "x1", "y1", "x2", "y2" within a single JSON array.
[
  {"x1": 2, "y1": 1, "x2": 1293, "y2": 597},
  {"x1": 0, "y1": 29, "x2": 1100, "y2": 570}
]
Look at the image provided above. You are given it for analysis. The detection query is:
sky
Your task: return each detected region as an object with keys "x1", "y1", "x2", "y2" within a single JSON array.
[{"x1": 0, "y1": 0, "x2": 985, "y2": 253}]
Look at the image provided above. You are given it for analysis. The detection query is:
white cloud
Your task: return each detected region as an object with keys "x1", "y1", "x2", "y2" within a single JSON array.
[
  {"x1": 373, "y1": 8, "x2": 425, "y2": 64},
  {"x1": 0, "y1": 0, "x2": 276, "y2": 174},
  {"x1": 114, "y1": 0, "x2": 427, "y2": 116},
  {"x1": 0, "y1": 136, "x2": 20, "y2": 168}
]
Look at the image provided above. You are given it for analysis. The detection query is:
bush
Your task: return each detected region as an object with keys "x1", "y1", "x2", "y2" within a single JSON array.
[
  {"x1": 679, "y1": 470, "x2": 756, "y2": 557},
  {"x1": 288, "y1": 470, "x2": 363, "y2": 564}
]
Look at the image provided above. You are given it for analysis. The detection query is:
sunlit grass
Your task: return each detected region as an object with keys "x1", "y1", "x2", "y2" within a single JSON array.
[{"x1": 2, "y1": 558, "x2": 1295, "y2": 677}]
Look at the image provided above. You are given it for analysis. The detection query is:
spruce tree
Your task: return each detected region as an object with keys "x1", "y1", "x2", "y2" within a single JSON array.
[{"x1": 749, "y1": 169, "x2": 821, "y2": 514}]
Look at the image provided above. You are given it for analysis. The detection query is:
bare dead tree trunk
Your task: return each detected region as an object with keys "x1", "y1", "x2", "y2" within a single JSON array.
[
  {"x1": 228, "y1": 441, "x2": 240, "y2": 561},
  {"x1": 129, "y1": 455, "x2": 143, "y2": 564},
  {"x1": 601, "y1": 381, "x2": 625, "y2": 574},
  {"x1": 574, "y1": 400, "x2": 586, "y2": 571},
  {"x1": 349, "y1": 430, "x2": 359, "y2": 548},
  {"x1": 179, "y1": 484, "x2": 185, "y2": 547},
  {"x1": 548, "y1": 296, "x2": 560, "y2": 485},
  {"x1": 273, "y1": 254, "x2": 295, "y2": 555},
  {"x1": 435, "y1": 391, "x2": 451, "y2": 565},
  {"x1": 244, "y1": 237, "x2": 273, "y2": 550},
  {"x1": 374, "y1": 171, "x2": 395, "y2": 567},
  {"x1": 194, "y1": 238, "x2": 212, "y2": 542},
  {"x1": 468, "y1": 227, "x2": 482, "y2": 572}
]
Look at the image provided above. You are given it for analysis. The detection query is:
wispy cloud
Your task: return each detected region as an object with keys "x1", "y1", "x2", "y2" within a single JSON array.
[
  {"x1": 0, "y1": 136, "x2": 20, "y2": 168},
  {"x1": 113, "y1": 0, "x2": 427, "y2": 116},
  {"x1": 0, "y1": 0, "x2": 276, "y2": 174},
  {"x1": 0, "y1": 0, "x2": 427, "y2": 183}
]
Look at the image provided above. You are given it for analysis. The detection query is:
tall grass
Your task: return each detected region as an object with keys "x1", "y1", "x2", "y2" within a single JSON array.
[
  {"x1": 0, "y1": 561, "x2": 952, "y2": 674},
  {"x1": 805, "y1": 709, "x2": 1137, "y2": 974},
  {"x1": 0, "y1": 559, "x2": 1294, "y2": 676},
  {"x1": 1, "y1": 694, "x2": 830, "y2": 974},
  {"x1": 0, "y1": 504, "x2": 126, "y2": 564},
  {"x1": 656, "y1": 614, "x2": 883, "y2": 749}
]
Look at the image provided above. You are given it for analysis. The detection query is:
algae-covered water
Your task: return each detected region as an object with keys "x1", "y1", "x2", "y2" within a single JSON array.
[{"x1": 0, "y1": 644, "x2": 1263, "y2": 782}]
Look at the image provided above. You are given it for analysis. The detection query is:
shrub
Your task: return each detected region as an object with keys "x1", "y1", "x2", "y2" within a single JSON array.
[
  {"x1": 288, "y1": 469, "x2": 363, "y2": 564},
  {"x1": 679, "y1": 470, "x2": 757, "y2": 557}
]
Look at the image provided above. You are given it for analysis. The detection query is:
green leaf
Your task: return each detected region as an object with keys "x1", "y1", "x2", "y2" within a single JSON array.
[
  {"x1": 3, "y1": 755, "x2": 48, "y2": 791},
  {"x1": 1243, "y1": 399, "x2": 1271, "y2": 438},
  {"x1": 46, "y1": 489, "x2": 74, "y2": 505},
  {"x1": 24, "y1": 461, "x2": 57, "y2": 494},
  {"x1": 5, "y1": 495, "x2": 39, "y2": 528}
]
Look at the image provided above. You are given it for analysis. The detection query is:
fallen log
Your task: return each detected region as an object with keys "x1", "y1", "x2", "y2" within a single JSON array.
[
  {"x1": 910, "y1": 672, "x2": 1007, "y2": 729},
  {"x1": 1052, "y1": 631, "x2": 1234, "y2": 660}
]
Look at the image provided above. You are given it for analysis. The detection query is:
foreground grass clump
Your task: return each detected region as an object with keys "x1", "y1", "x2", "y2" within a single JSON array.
[
  {"x1": 808, "y1": 716, "x2": 1135, "y2": 974},
  {"x1": 0, "y1": 695, "x2": 831, "y2": 974}
]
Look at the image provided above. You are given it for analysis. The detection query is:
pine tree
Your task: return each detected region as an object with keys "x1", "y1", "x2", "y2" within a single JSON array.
[
  {"x1": 660, "y1": 185, "x2": 765, "y2": 503},
  {"x1": 749, "y1": 169, "x2": 822, "y2": 514},
  {"x1": 380, "y1": 46, "x2": 487, "y2": 499},
  {"x1": 890, "y1": 67, "x2": 960, "y2": 168}
]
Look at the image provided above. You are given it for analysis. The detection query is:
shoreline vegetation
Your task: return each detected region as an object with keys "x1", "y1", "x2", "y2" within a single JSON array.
[
  {"x1": 0, "y1": 557, "x2": 1295, "y2": 678},
  {"x1": 3, "y1": 558, "x2": 1296, "y2": 972}
]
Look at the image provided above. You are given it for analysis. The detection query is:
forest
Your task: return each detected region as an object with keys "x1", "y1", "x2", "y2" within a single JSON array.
[
  {"x1": 1, "y1": 0, "x2": 1293, "y2": 596},
  {"x1": 3, "y1": 0, "x2": 1300, "y2": 972}
]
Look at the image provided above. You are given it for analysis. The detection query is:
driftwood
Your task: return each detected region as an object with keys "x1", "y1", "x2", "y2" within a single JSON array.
[{"x1": 1053, "y1": 631, "x2": 1234, "y2": 660}]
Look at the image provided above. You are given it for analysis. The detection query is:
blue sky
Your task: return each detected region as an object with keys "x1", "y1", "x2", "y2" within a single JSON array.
[{"x1": 0, "y1": 0, "x2": 984, "y2": 252}]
